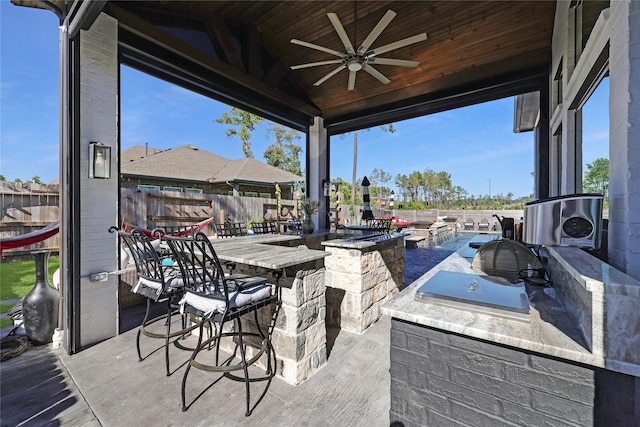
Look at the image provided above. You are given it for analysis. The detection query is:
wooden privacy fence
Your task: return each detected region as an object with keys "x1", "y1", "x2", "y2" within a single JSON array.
[
  {"x1": 121, "y1": 189, "x2": 300, "y2": 233},
  {"x1": 2, "y1": 181, "x2": 526, "y2": 258},
  {"x1": 1, "y1": 181, "x2": 60, "y2": 256}
]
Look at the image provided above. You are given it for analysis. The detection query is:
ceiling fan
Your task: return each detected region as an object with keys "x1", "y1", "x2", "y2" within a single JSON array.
[{"x1": 290, "y1": 10, "x2": 427, "y2": 91}]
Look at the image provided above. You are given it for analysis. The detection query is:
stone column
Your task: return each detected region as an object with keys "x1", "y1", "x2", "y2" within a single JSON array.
[
  {"x1": 234, "y1": 260, "x2": 327, "y2": 385},
  {"x1": 324, "y1": 236, "x2": 405, "y2": 333},
  {"x1": 307, "y1": 117, "x2": 329, "y2": 229}
]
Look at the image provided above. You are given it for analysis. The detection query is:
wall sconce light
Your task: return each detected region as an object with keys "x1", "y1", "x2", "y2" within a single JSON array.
[
  {"x1": 323, "y1": 180, "x2": 340, "y2": 197},
  {"x1": 89, "y1": 142, "x2": 111, "y2": 179}
]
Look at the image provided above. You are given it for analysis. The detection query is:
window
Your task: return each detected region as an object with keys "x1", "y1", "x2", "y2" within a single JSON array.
[
  {"x1": 244, "y1": 191, "x2": 258, "y2": 198},
  {"x1": 137, "y1": 185, "x2": 160, "y2": 192},
  {"x1": 163, "y1": 186, "x2": 183, "y2": 193},
  {"x1": 552, "y1": 127, "x2": 562, "y2": 196},
  {"x1": 580, "y1": 76, "x2": 609, "y2": 202},
  {"x1": 553, "y1": 60, "x2": 563, "y2": 110},
  {"x1": 185, "y1": 188, "x2": 203, "y2": 194},
  {"x1": 259, "y1": 192, "x2": 271, "y2": 198}
]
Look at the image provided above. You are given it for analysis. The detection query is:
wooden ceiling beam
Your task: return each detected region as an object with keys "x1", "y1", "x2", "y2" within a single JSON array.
[
  {"x1": 263, "y1": 60, "x2": 292, "y2": 88},
  {"x1": 243, "y1": 25, "x2": 262, "y2": 79},
  {"x1": 204, "y1": 15, "x2": 245, "y2": 72},
  {"x1": 108, "y1": 3, "x2": 320, "y2": 118}
]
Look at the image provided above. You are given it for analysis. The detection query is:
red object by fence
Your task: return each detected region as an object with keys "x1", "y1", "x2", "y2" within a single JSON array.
[
  {"x1": 123, "y1": 217, "x2": 214, "y2": 238},
  {"x1": 0, "y1": 221, "x2": 60, "y2": 252}
]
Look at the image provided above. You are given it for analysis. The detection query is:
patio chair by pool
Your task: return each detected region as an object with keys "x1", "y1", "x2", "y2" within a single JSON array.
[
  {"x1": 165, "y1": 231, "x2": 279, "y2": 416},
  {"x1": 109, "y1": 226, "x2": 197, "y2": 376},
  {"x1": 464, "y1": 220, "x2": 475, "y2": 230},
  {"x1": 478, "y1": 219, "x2": 490, "y2": 231},
  {"x1": 367, "y1": 218, "x2": 392, "y2": 233}
]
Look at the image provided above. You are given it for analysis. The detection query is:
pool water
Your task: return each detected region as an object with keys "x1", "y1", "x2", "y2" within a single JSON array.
[{"x1": 404, "y1": 233, "x2": 498, "y2": 285}]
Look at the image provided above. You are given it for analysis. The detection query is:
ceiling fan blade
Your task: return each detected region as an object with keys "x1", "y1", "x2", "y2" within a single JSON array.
[
  {"x1": 291, "y1": 39, "x2": 344, "y2": 58},
  {"x1": 363, "y1": 64, "x2": 390, "y2": 85},
  {"x1": 368, "y1": 58, "x2": 420, "y2": 67},
  {"x1": 291, "y1": 60, "x2": 343, "y2": 70},
  {"x1": 314, "y1": 65, "x2": 346, "y2": 86},
  {"x1": 348, "y1": 70, "x2": 357, "y2": 91},
  {"x1": 369, "y1": 33, "x2": 427, "y2": 57},
  {"x1": 327, "y1": 13, "x2": 355, "y2": 55},
  {"x1": 357, "y1": 10, "x2": 397, "y2": 54}
]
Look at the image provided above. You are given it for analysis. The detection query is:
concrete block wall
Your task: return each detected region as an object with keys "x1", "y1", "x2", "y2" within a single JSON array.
[
  {"x1": 390, "y1": 319, "x2": 639, "y2": 426},
  {"x1": 608, "y1": 0, "x2": 640, "y2": 280},
  {"x1": 78, "y1": 13, "x2": 119, "y2": 346},
  {"x1": 548, "y1": 1, "x2": 640, "y2": 281},
  {"x1": 324, "y1": 237, "x2": 404, "y2": 333}
]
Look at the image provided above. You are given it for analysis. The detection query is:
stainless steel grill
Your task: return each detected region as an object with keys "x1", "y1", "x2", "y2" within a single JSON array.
[{"x1": 523, "y1": 194, "x2": 603, "y2": 248}]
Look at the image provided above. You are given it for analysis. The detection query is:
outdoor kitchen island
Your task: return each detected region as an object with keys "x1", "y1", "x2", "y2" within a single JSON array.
[
  {"x1": 204, "y1": 230, "x2": 406, "y2": 385},
  {"x1": 382, "y1": 246, "x2": 640, "y2": 426}
]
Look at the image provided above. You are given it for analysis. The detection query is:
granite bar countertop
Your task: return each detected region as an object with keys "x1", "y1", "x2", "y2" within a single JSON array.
[
  {"x1": 208, "y1": 234, "x2": 329, "y2": 270},
  {"x1": 382, "y1": 249, "x2": 635, "y2": 374},
  {"x1": 321, "y1": 232, "x2": 406, "y2": 249},
  {"x1": 545, "y1": 246, "x2": 640, "y2": 376}
]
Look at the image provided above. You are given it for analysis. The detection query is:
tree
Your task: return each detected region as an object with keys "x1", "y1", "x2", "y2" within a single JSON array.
[
  {"x1": 0, "y1": 174, "x2": 5, "y2": 181},
  {"x1": 435, "y1": 171, "x2": 453, "y2": 207},
  {"x1": 215, "y1": 107, "x2": 264, "y2": 158},
  {"x1": 583, "y1": 158, "x2": 609, "y2": 197},
  {"x1": 341, "y1": 124, "x2": 396, "y2": 207},
  {"x1": 263, "y1": 124, "x2": 303, "y2": 175},
  {"x1": 368, "y1": 168, "x2": 392, "y2": 197},
  {"x1": 27, "y1": 176, "x2": 41, "y2": 184},
  {"x1": 351, "y1": 131, "x2": 358, "y2": 208}
]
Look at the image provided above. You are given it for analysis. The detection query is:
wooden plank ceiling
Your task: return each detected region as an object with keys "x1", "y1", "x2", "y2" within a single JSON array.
[{"x1": 103, "y1": 1, "x2": 555, "y2": 131}]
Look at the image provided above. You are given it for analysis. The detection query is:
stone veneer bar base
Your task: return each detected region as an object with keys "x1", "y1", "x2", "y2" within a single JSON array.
[
  {"x1": 323, "y1": 235, "x2": 405, "y2": 333},
  {"x1": 390, "y1": 318, "x2": 639, "y2": 426},
  {"x1": 233, "y1": 259, "x2": 326, "y2": 385}
]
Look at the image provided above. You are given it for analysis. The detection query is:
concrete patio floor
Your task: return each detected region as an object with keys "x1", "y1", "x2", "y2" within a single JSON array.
[
  {"x1": 1, "y1": 312, "x2": 391, "y2": 426},
  {"x1": 0, "y1": 244, "x2": 455, "y2": 426}
]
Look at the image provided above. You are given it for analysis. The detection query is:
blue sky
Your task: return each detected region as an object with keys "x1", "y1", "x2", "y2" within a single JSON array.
[{"x1": 1, "y1": 2, "x2": 609, "y2": 199}]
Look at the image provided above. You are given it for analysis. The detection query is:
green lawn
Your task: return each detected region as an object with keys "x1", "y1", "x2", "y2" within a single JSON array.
[
  {"x1": 0, "y1": 304, "x2": 16, "y2": 328},
  {"x1": 0, "y1": 256, "x2": 59, "y2": 329},
  {"x1": 0, "y1": 256, "x2": 59, "y2": 301}
]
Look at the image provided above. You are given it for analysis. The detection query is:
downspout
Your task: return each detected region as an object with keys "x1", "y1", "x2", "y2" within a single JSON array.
[
  {"x1": 225, "y1": 181, "x2": 239, "y2": 196},
  {"x1": 57, "y1": 4, "x2": 70, "y2": 351}
]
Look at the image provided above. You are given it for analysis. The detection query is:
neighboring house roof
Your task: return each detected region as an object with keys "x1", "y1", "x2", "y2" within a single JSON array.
[
  {"x1": 121, "y1": 144, "x2": 302, "y2": 184},
  {"x1": 121, "y1": 145, "x2": 164, "y2": 163},
  {"x1": 122, "y1": 145, "x2": 228, "y2": 181},
  {"x1": 210, "y1": 157, "x2": 302, "y2": 184}
]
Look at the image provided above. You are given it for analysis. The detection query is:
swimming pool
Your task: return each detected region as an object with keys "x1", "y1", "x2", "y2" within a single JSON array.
[{"x1": 404, "y1": 233, "x2": 499, "y2": 285}]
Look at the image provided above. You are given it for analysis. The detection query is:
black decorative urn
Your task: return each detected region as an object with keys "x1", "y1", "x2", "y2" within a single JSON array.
[{"x1": 22, "y1": 251, "x2": 60, "y2": 344}]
